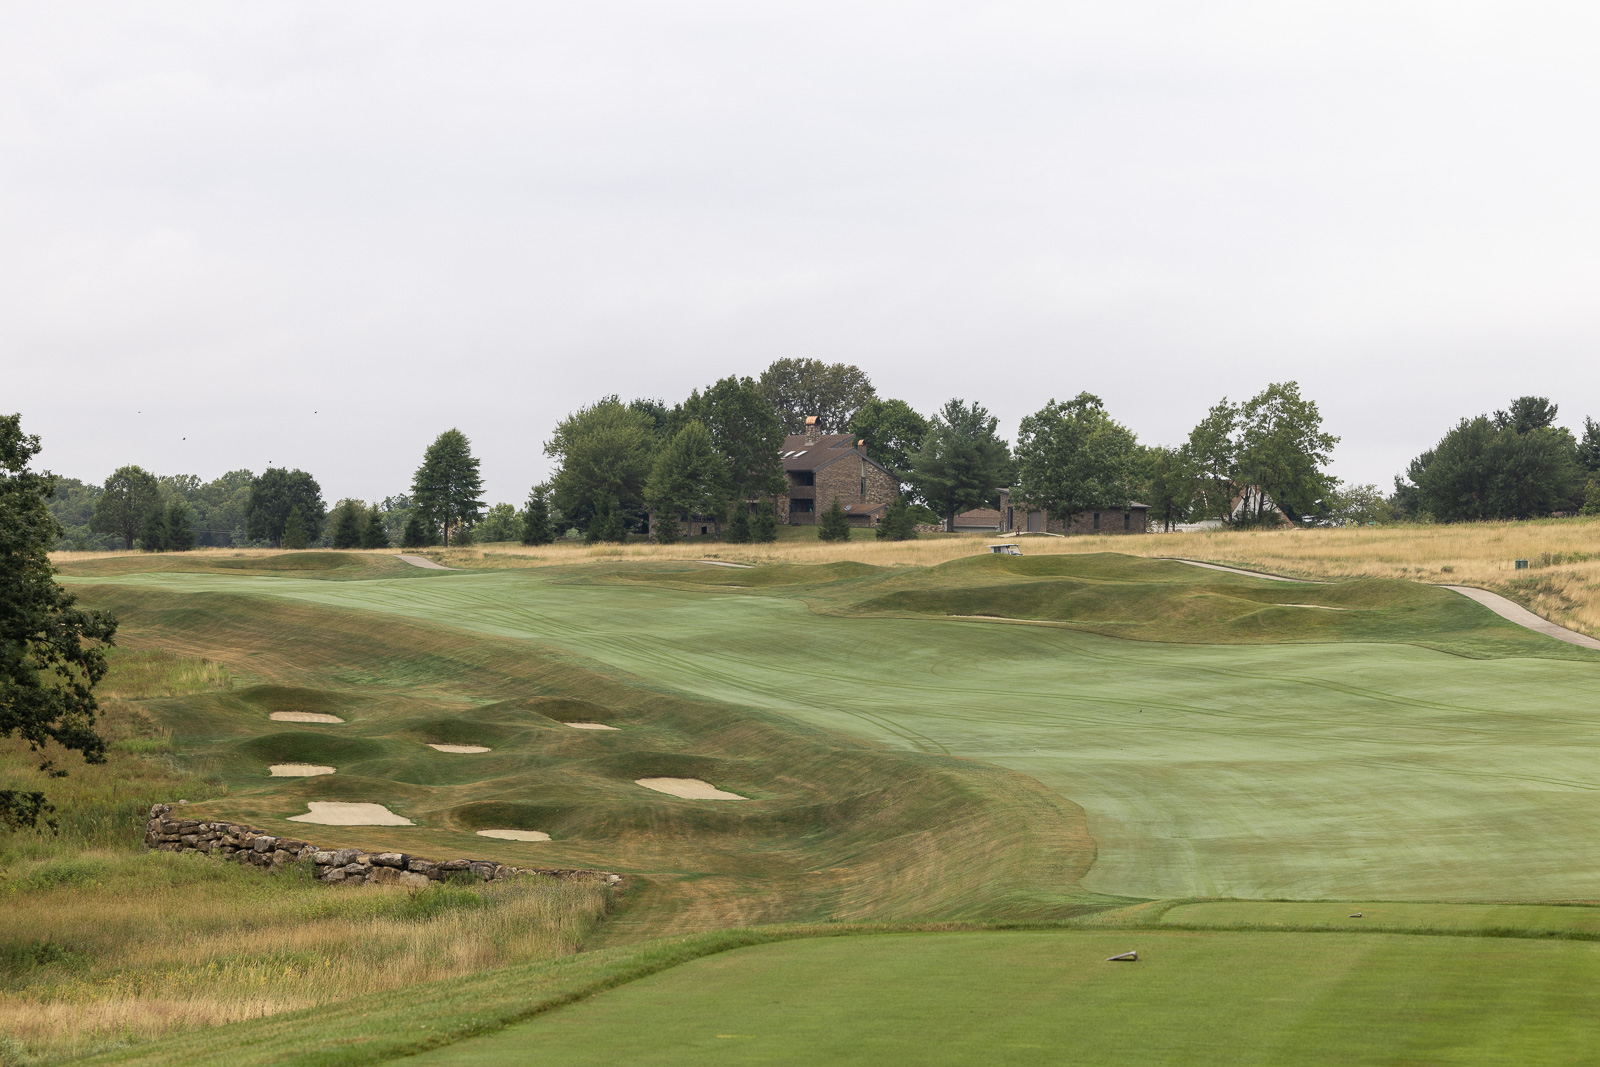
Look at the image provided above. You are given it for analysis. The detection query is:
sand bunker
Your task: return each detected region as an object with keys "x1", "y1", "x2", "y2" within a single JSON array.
[
  {"x1": 270, "y1": 712, "x2": 345, "y2": 723},
  {"x1": 636, "y1": 777, "x2": 747, "y2": 800},
  {"x1": 564, "y1": 722, "x2": 619, "y2": 731},
  {"x1": 427, "y1": 744, "x2": 491, "y2": 753},
  {"x1": 476, "y1": 829, "x2": 551, "y2": 842},
  {"x1": 270, "y1": 764, "x2": 335, "y2": 777},
  {"x1": 288, "y1": 802, "x2": 413, "y2": 826}
]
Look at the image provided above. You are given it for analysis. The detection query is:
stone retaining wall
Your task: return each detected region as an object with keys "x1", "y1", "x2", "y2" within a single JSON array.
[{"x1": 143, "y1": 804, "x2": 623, "y2": 888}]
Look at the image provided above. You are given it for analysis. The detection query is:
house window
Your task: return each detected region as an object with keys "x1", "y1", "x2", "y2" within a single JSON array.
[
  {"x1": 1124, "y1": 511, "x2": 1131, "y2": 530},
  {"x1": 790, "y1": 498, "x2": 814, "y2": 513},
  {"x1": 860, "y1": 476, "x2": 866, "y2": 497},
  {"x1": 791, "y1": 471, "x2": 815, "y2": 486},
  {"x1": 1093, "y1": 512, "x2": 1101, "y2": 530}
]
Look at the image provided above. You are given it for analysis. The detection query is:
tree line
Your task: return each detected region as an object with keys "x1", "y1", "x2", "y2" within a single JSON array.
[{"x1": 44, "y1": 371, "x2": 1600, "y2": 553}]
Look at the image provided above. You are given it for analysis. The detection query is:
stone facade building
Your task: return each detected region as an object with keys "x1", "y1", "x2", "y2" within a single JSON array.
[
  {"x1": 779, "y1": 422, "x2": 900, "y2": 526},
  {"x1": 954, "y1": 488, "x2": 1149, "y2": 535}
]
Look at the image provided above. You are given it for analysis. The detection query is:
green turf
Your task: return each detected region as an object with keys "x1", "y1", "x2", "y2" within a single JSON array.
[
  {"x1": 1164, "y1": 900, "x2": 1600, "y2": 937},
  {"x1": 404, "y1": 930, "x2": 1600, "y2": 1066},
  {"x1": 66, "y1": 558, "x2": 1600, "y2": 901}
]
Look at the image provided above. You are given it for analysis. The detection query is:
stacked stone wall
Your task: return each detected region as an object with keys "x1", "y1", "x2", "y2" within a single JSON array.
[{"x1": 143, "y1": 804, "x2": 622, "y2": 888}]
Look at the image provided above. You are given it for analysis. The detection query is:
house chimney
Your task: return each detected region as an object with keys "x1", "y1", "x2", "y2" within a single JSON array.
[{"x1": 804, "y1": 415, "x2": 818, "y2": 445}]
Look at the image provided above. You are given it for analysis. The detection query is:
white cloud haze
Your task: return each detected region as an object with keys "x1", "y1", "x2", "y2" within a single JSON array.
[{"x1": 5, "y1": 2, "x2": 1598, "y2": 503}]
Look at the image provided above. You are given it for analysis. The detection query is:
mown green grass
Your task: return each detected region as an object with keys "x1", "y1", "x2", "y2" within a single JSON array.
[
  {"x1": 66, "y1": 556, "x2": 1600, "y2": 901},
  {"x1": 1163, "y1": 900, "x2": 1600, "y2": 938},
  {"x1": 403, "y1": 929, "x2": 1600, "y2": 1066}
]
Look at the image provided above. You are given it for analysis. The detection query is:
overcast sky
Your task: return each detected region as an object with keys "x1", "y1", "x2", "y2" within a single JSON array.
[{"x1": 5, "y1": 2, "x2": 1598, "y2": 505}]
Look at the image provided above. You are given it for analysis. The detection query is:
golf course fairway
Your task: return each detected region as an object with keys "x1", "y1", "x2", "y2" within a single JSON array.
[
  {"x1": 69, "y1": 560, "x2": 1600, "y2": 901},
  {"x1": 404, "y1": 930, "x2": 1600, "y2": 1066}
]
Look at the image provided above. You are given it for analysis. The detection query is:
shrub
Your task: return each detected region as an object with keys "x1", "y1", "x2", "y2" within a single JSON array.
[{"x1": 817, "y1": 498, "x2": 851, "y2": 542}]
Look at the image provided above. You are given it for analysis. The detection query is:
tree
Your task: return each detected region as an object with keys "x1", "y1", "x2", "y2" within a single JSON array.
[
  {"x1": 1015, "y1": 393, "x2": 1141, "y2": 530},
  {"x1": 1401, "y1": 402, "x2": 1585, "y2": 521},
  {"x1": 652, "y1": 507, "x2": 681, "y2": 544},
  {"x1": 1185, "y1": 400, "x2": 1242, "y2": 523},
  {"x1": 1582, "y1": 473, "x2": 1600, "y2": 517},
  {"x1": 193, "y1": 469, "x2": 256, "y2": 547},
  {"x1": 330, "y1": 500, "x2": 365, "y2": 549},
  {"x1": 474, "y1": 502, "x2": 520, "y2": 543},
  {"x1": 546, "y1": 397, "x2": 657, "y2": 535},
  {"x1": 681, "y1": 376, "x2": 787, "y2": 504},
  {"x1": 360, "y1": 506, "x2": 390, "y2": 549},
  {"x1": 1143, "y1": 447, "x2": 1195, "y2": 532},
  {"x1": 246, "y1": 468, "x2": 325, "y2": 547},
  {"x1": 817, "y1": 497, "x2": 852, "y2": 541},
  {"x1": 401, "y1": 515, "x2": 430, "y2": 548},
  {"x1": 1234, "y1": 382, "x2": 1340, "y2": 522},
  {"x1": 645, "y1": 421, "x2": 729, "y2": 537},
  {"x1": 908, "y1": 399, "x2": 1012, "y2": 531},
  {"x1": 1, "y1": 414, "x2": 118, "y2": 830},
  {"x1": 724, "y1": 507, "x2": 752, "y2": 543},
  {"x1": 142, "y1": 499, "x2": 195, "y2": 552},
  {"x1": 849, "y1": 398, "x2": 930, "y2": 491},
  {"x1": 281, "y1": 505, "x2": 310, "y2": 549},
  {"x1": 522, "y1": 486, "x2": 555, "y2": 546},
  {"x1": 751, "y1": 503, "x2": 778, "y2": 543},
  {"x1": 875, "y1": 497, "x2": 919, "y2": 541},
  {"x1": 1325, "y1": 483, "x2": 1392, "y2": 526},
  {"x1": 586, "y1": 497, "x2": 629, "y2": 544},
  {"x1": 412, "y1": 429, "x2": 485, "y2": 549},
  {"x1": 1577, "y1": 417, "x2": 1600, "y2": 473},
  {"x1": 757, "y1": 359, "x2": 877, "y2": 433},
  {"x1": 91, "y1": 466, "x2": 161, "y2": 550}
]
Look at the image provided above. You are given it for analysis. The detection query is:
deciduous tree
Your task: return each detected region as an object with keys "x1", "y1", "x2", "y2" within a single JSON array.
[
  {"x1": 1, "y1": 414, "x2": 118, "y2": 830},
  {"x1": 849, "y1": 398, "x2": 929, "y2": 491},
  {"x1": 412, "y1": 429, "x2": 485, "y2": 548},
  {"x1": 1236, "y1": 382, "x2": 1340, "y2": 523},
  {"x1": 1015, "y1": 393, "x2": 1140, "y2": 530},
  {"x1": 646, "y1": 421, "x2": 729, "y2": 538},
  {"x1": 908, "y1": 399, "x2": 1012, "y2": 532},
  {"x1": 246, "y1": 468, "x2": 325, "y2": 547},
  {"x1": 545, "y1": 397, "x2": 657, "y2": 535},
  {"x1": 681, "y1": 376, "x2": 787, "y2": 504},
  {"x1": 757, "y1": 359, "x2": 876, "y2": 433},
  {"x1": 91, "y1": 466, "x2": 161, "y2": 550},
  {"x1": 1142, "y1": 446, "x2": 1195, "y2": 532}
]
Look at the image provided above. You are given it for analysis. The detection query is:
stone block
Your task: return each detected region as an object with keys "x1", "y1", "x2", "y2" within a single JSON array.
[
  {"x1": 323, "y1": 868, "x2": 346, "y2": 883},
  {"x1": 332, "y1": 849, "x2": 360, "y2": 866},
  {"x1": 371, "y1": 852, "x2": 408, "y2": 868},
  {"x1": 251, "y1": 836, "x2": 278, "y2": 853},
  {"x1": 437, "y1": 859, "x2": 470, "y2": 872},
  {"x1": 271, "y1": 849, "x2": 292, "y2": 865},
  {"x1": 407, "y1": 860, "x2": 436, "y2": 874}
]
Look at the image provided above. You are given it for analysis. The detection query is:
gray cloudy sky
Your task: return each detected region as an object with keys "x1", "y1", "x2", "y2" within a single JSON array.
[{"x1": 6, "y1": 2, "x2": 1598, "y2": 505}]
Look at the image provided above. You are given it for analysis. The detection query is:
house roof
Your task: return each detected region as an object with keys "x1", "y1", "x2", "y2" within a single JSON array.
[
  {"x1": 953, "y1": 508, "x2": 1003, "y2": 526},
  {"x1": 780, "y1": 433, "x2": 865, "y2": 472}
]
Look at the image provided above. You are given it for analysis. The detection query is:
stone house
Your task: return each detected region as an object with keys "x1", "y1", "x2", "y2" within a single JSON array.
[
  {"x1": 954, "y1": 488, "x2": 1149, "y2": 535},
  {"x1": 778, "y1": 420, "x2": 900, "y2": 526}
]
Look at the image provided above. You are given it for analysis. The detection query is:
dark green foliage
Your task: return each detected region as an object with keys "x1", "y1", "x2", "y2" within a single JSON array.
[
  {"x1": 725, "y1": 507, "x2": 752, "y2": 543},
  {"x1": 818, "y1": 497, "x2": 852, "y2": 541},
  {"x1": 280, "y1": 505, "x2": 310, "y2": 550},
  {"x1": 0, "y1": 414, "x2": 118, "y2": 830},
  {"x1": 246, "y1": 468, "x2": 325, "y2": 547},
  {"x1": 1577, "y1": 417, "x2": 1600, "y2": 473},
  {"x1": 91, "y1": 465, "x2": 161, "y2": 550},
  {"x1": 1401, "y1": 401, "x2": 1586, "y2": 521},
  {"x1": 360, "y1": 506, "x2": 390, "y2": 549},
  {"x1": 758, "y1": 358, "x2": 877, "y2": 433},
  {"x1": 849, "y1": 398, "x2": 929, "y2": 490},
  {"x1": 473, "y1": 502, "x2": 520, "y2": 543},
  {"x1": 1582, "y1": 474, "x2": 1600, "y2": 517},
  {"x1": 47, "y1": 477, "x2": 114, "y2": 551},
  {"x1": 645, "y1": 421, "x2": 729, "y2": 537},
  {"x1": 401, "y1": 515, "x2": 431, "y2": 548},
  {"x1": 681, "y1": 376, "x2": 787, "y2": 503},
  {"x1": 752, "y1": 503, "x2": 778, "y2": 542},
  {"x1": 586, "y1": 497, "x2": 629, "y2": 544},
  {"x1": 908, "y1": 399, "x2": 1013, "y2": 531},
  {"x1": 875, "y1": 497, "x2": 918, "y2": 541},
  {"x1": 1142, "y1": 446, "x2": 1195, "y2": 531},
  {"x1": 149, "y1": 499, "x2": 196, "y2": 552},
  {"x1": 1185, "y1": 383, "x2": 1338, "y2": 524},
  {"x1": 522, "y1": 487, "x2": 555, "y2": 546},
  {"x1": 330, "y1": 500, "x2": 365, "y2": 549},
  {"x1": 546, "y1": 397, "x2": 657, "y2": 534},
  {"x1": 652, "y1": 509, "x2": 681, "y2": 544},
  {"x1": 413, "y1": 429, "x2": 486, "y2": 548},
  {"x1": 1016, "y1": 393, "x2": 1141, "y2": 528}
]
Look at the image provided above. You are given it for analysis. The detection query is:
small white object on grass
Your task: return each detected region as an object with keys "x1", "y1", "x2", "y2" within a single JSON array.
[
  {"x1": 565, "y1": 722, "x2": 619, "y2": 730},
  {"x1": 1349, "y1": 912, "x2": 1364, "y2": 918},
  {"x1": 427, "y1": 744, "x2": 490, "y2": 753},
  {"x1": 476, "y1": 829, "x2": 551, "y2": 842},
  {"x1": 1106, "y1": 950, "x2": 1138, "y2": 962}
]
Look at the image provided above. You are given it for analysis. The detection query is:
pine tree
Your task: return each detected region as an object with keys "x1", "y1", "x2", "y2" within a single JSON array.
[
  {"x1": 162, "y1": 500, "x2": 195, "y2": 551},
  {"x1": 586, "y1": 497, "x2": 629, "y2": 544},
  {"x1": 724, "y1": 507, "x2": 752, "y2": 543},
  {"x1": 752, "y1": 503, "x2": 778, "y2": 543},
  {"x1": 817, "y1": 497, "x2": 851, "y2": 541},
  {"x1": 644, "y1": 421, "x2": 729, "y2": 536},
  {"x1": 652, "y1": 509, "x2": 680, "y2": 544},
  {"x1": 876, "y1": 497, "x2": 918, "y2": 541},
  {"x1": 401, "y1": 515, "x2": 429, "y2": 548},
  {"x1": 522, "y1": 487, "x2": 555, "y2": 545},
  {"x1": 331, "y1": 501, "x2": 364, "y2": 549},
  {"x1": 360, "y1": 506, "x2": 390, "y2": 548},
  {"x1": 412, "y1": 429, "x2": 485, "y2": 548},
  {"x1": 281, "y1": 505, "x2": 310, "y2": 549}
]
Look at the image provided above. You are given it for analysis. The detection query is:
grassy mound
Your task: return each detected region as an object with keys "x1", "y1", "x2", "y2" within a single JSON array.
[{"x1": 55, "y1": 550, "x2": 433, "y2": 582}]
